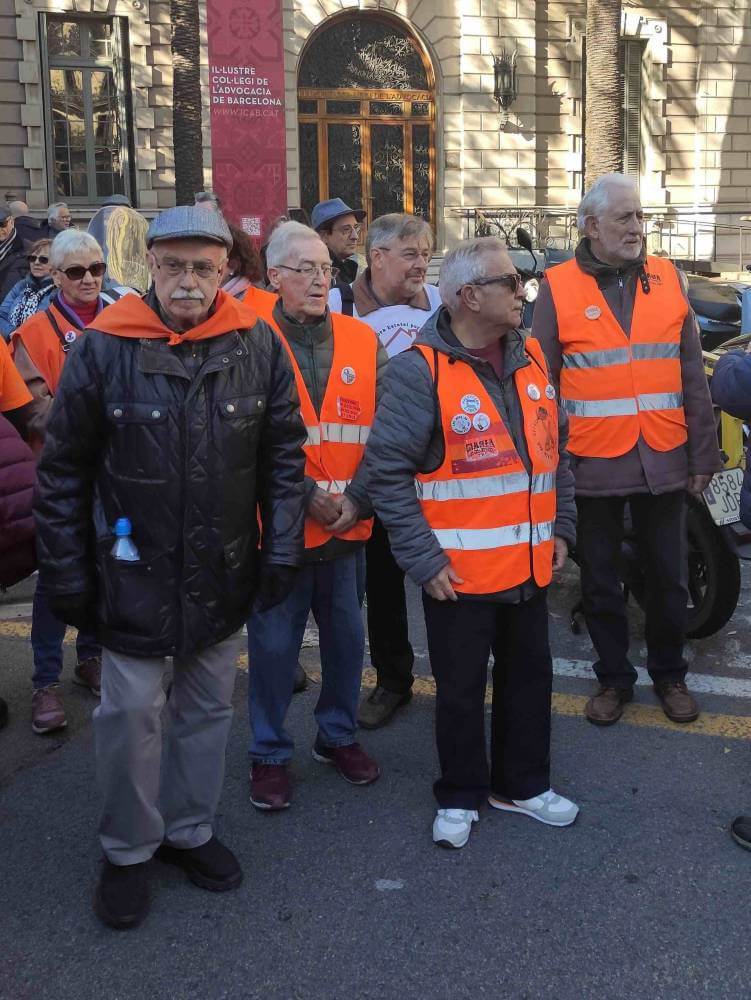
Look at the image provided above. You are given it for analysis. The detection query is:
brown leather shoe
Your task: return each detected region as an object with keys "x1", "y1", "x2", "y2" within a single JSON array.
[
  {"x1": 31, "y1": 685, "x2": 67, "y2": 734},
  {"x1": 74, "y1": 655, "x2": 102, "y2": 696},
  {"x1": 653, "y1": 680, "x2": 699, "y2": 723},
  {"x1": 585, "y1": 685, "x2": 633, "y2": 726}
]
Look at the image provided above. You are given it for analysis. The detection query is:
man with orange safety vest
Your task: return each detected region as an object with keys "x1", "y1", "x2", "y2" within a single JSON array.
[
  {"x1": 366, "y1": 237, "x2": 579, "y2": 849},
  {"x1": 532, "y1": 173, "x2": 721, "y2": 727},
  {"x1": 246, "y1": 221, "x2": 388, "y2": 810}
]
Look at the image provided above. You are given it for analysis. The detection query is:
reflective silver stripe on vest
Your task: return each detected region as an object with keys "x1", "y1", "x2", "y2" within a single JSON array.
[
  {"x1": 315, "y1": 479, "x2": 352, "y2": 493},
  {"x1": 637, "y1": 391, "x2": 683, "y2": 411},
  {"x1": 532, "y1": 472, "x2": 556, "y2": 494},
  {"x1": 561, "y1": 397, "x2": 638, "y2": 417},
  {"x1": 631, "y1": 342, "x2": 680, "y2": 361},
  {"x1": 415, "y1": 472, "x2": 530, "y2": 502},
  {"x1": 304, "y1": 423, "x2": 370, "y2": 447},
  {"x1": 562, "y1": 348, "x2": 630, "y2": 369},
  {"x1": 432, "y1": 519, "x2": 555, "y2": 551},
  {"x1": 321, "y1": 422, "x2": 370, "y2": 444}
]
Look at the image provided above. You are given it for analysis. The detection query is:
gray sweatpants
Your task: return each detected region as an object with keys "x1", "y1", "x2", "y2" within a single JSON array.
[{"x1": 93, "y1": 631, "x2": 243, "y2": 865}]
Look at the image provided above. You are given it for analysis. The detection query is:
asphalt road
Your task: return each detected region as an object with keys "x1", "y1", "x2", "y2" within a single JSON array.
[{"x1": 2, "y1": 564, "x2": 751, "y2": 1000}]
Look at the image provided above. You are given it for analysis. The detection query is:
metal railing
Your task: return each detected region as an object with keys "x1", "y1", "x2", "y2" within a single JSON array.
[{"x1": 453, "y1": 207, "x2": 751, "y2": 273}]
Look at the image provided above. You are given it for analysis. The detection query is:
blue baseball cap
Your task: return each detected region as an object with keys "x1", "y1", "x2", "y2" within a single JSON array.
[{"x1": 311, "y1": 198, "x2": 366, "y2": 232}]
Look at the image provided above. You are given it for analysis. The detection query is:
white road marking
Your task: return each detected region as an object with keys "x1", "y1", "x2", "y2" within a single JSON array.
[{"x1": 553, "y1": 658, "x2": 751, "y2": 700}]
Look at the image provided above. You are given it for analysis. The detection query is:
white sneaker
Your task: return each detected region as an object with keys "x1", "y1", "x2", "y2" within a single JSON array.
[
  {"x1": 488, "y1": 789, "x2": 579, "y2": 827},
  {"x1": 432, "y1": 808, "x2": 479, "y2": 849}
]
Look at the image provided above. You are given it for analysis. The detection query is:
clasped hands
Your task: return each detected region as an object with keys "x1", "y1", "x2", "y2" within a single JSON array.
[{"x1": 308, "y1": 486, "x2": 359, "y2": 535}]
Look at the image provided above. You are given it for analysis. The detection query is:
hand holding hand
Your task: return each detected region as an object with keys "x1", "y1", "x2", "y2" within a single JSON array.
[
  {"x1": 308, "y1": 487, "x2": 342, "y2": 527},
  {"x1": 327, "y1": 494, "x2": 360, "y2": 535},
  {"x1": 424, "y1": 565, "x2": 464, "y2": 602}
]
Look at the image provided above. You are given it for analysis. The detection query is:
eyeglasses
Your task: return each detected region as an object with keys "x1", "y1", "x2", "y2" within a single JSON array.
[
  {"x1": 61, "y1": 262, "x2": 106, "y2": 281},
  {"x1": 333, "y1": 224, "x2": 362, "y2": 237},
  {"x1": 375, "y1": 247, "x2": 432, "y2": 264},
  {"x1": 277, "y1": 263, "x2": 339, "y2": 280},
  {"x1": 457, "y1": 273, "x2": 523, "y2": 295},
  {"x1": 27, "y1": 254, "x2": 49, "y2": 265},
  {"x1": 154, "y1": 258, "x2": 222, "y2": 279}
]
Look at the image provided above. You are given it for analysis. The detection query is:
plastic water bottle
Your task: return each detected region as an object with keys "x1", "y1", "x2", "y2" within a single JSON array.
[{"x1": 111, "y1": 517, "x2": 140, "y2": 561}]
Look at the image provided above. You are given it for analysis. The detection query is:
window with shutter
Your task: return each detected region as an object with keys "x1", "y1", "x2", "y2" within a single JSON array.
[{"x1": 622, "y1": 40, "x2": 645, "y2": 180}]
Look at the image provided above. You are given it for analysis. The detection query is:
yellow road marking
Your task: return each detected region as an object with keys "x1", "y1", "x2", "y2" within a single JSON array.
[{"x1": 5, "y1": 623, "x2": 750, "y2": 740}]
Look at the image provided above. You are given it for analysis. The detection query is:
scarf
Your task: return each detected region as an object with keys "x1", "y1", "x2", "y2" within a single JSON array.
[
  {"x1": 0, "y1": 231, "x2": 16, "y2": 266},
  {"x1": 89, "y1": 288, "x2": 258, "y2": 344},
  {"x1": 8, "y1": 276, "x2": 55, "y2": 332}
]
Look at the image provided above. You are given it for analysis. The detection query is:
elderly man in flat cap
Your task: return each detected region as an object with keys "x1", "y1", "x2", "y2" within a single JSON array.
[{"x1": 33, "y1": 206, "x2": 306, "y2": 930}]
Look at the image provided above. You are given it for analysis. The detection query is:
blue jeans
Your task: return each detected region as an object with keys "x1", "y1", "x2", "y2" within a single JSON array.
[
  {"x1": 247, "y1": 552, "x2": 365, "y2": 763},
  {"x1": 31, "y1": 587, "x2": 101, "y2": 689}
]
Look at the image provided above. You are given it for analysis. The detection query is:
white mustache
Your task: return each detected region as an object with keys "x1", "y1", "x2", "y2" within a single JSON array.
[{"x1": 171, "y1": 290, "x2": 204, "y2": 301}]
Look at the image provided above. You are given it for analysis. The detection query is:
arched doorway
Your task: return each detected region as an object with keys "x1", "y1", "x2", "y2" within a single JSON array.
[{"x1": 297, "y1": 14, "x2": 436, "y2": 226}]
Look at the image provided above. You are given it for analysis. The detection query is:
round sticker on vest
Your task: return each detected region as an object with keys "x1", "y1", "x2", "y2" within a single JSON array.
[
  {"x1": 460, "y1": 393, "x2": 481, "y2": 414},
  {"x1": 472, "y1": 412, "x2": 491, "y2": 432},
  {"x1": 64, "y1": 330, "x2": 77, "y2": 343},
  {"x1": 527, "y1": 383, "x2": 541, "y2": 401},
  {"x1": 451, "y1": 413, "x2": 472, "y2": 435},
  {"x1": 545, "y1": 384, "x2": 556, "y2": 400},
  {"x1": 341, "y1": 366, "x2": 356, "y2": 385},
  {"x1": 584, "y1": 305, "x2": 601, "y2": 320}
]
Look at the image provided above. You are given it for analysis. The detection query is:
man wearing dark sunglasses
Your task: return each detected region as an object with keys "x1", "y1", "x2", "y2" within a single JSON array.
[{"x1": 365, "y1": 237, "x2": 578, "y2": 849}]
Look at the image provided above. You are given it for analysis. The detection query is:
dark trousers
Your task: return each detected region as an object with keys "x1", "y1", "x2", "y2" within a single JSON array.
[
  {"x1": 366, "y1": 516, "x2": 414, "y2": 693},
  {"x1": 576, "y1": 491, "x2": 689, "y2": 689},
  {"x1": 423, "y1": 590, "x2": 553, "y2": 810}
]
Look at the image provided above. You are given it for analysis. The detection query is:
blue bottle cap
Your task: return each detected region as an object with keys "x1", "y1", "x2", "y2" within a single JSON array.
[{"x1": 114, "y1": 517, "x2": 132, "y2": 537}]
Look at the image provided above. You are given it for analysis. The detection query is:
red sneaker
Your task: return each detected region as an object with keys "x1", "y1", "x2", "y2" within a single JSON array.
[
  {"x1": 312, "y1": 740, "x2": 380, "y2": 785},
  {"x1": 74, "y1": 655, "x2": 102, "y2": 696},
  {"x1": 249, "y1": 763, "x2": 291, "y2": 811},
  {"x1": 31, "y1": 685, "x2": 67, "y2": 734}
]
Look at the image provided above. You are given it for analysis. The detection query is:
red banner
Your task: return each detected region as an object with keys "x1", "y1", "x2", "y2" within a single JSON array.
[{"x1": 206, "y1": 0, "x2": 287, "y2": 240}]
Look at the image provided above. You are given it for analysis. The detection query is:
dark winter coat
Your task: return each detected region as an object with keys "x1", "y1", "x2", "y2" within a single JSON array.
[
  {"x1": 0, "y1": 412, "x2": 36, "y2": 588},
  {"x1": 709, "y1": 350, "x2": 751, "y2": 528},
  {"x1": 33, "y1": 292, "x2": 307, "y2": 658},
  {"x1": 365, "y1": 308, "x2": 577, "y2": 602}
]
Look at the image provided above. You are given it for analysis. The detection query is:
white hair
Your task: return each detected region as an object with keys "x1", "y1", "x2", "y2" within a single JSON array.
[
  {"x1": 577, "y1": 173, "x2": 639, "y2": 231},
  {"x1": 438, "y1": 237, "x2": 508, "y2": 312},
  {"x1": 266, "y1": 220, "x2": 324, "y2": 268},
  {"x1": 47, "y1": 201, "x2": 69, "y2": 223},
  {"x1": 49, "y1": 230, "x2": 103, "y2": 269},
  {"x1": 365, "y1": 213, "x2": 433, "y2": 264}
]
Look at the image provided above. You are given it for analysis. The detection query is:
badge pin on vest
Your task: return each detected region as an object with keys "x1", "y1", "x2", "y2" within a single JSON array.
[
  {"x1": 472, "y1": 412, "x2": 491, "y2": 432},
  {"x1": 527, "y1": 384, "x2": 541, "y2": 401},
  {"x1": 584, "y1": 305, "x2": 601, "y2": 320},
  {"x1": 64, "y1": 330, "x2": 77, "y2": 343},
  {"x1": 460, "y1": 393, "x2": 481, "y2": 414},
  {"x1": 341, "y1": 366, "x2": 356, "y2": 385},
  {"x1": 545, "y1": 384, "x2": 556, "y2": 400},
  {"x1": 451, "y1": 413, "x2": 472, "y2": 435}
]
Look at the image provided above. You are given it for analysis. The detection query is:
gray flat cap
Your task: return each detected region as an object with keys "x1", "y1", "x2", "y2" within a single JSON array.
[{"x1": 147, "y1": 205, "x2": 233, "y2": 250}]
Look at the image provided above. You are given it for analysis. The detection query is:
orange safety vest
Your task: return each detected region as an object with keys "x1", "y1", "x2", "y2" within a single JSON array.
[
  {"x1": 415, "y1": 338, "x2": 558, "y2": 595},
  {"x1": 546, "y1": 255, "x2": 688, "y2": 459},
  {"x1": 259, "y1": 303, "x2": 377, "y2": 549},
  {"x1": 11, "y1": 300, "x2": 83, "y2": 395},
  {"x1": 243, "y1": 285, "x2": 278, "y2": 313}
]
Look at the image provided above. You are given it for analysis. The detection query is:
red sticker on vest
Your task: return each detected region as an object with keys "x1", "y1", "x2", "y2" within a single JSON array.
[{"x1": 337, "y1": 396, "x2": 361, "y2": 421}]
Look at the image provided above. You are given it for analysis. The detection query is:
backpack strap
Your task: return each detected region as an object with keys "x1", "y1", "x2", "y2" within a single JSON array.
[{"x1": 44, "y1": 307, "x2": 79, "y2": 353}]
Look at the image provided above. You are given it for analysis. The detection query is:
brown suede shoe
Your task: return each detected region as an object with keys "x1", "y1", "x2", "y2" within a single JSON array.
[
  {"x1": 31, "y1": 685, "x2": 67, "y2": 734},
  {"x1": 584, "y1": 685, "x2": 633, "y2": 726},
  {"x1": 358, "y1": 686, "x2": 412, "y2": 730},
  {"x1": 653, "y1": 680, "x2": 699, "y2": 723},
  {"x1": 74, "y1": 655, "x2": 102, "y2": 696}
]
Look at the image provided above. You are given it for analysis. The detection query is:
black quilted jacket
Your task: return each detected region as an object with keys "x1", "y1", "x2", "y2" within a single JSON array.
[{"x1": 33, "y1": 300, "x2": 306, "y2": 657}]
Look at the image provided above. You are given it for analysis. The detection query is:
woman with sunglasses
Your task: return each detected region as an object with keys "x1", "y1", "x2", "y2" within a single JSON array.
[
  {"x1": 10, "y1": 229, "x2": 109, "y2": 736},
  {"x1": 0, "y1": 239, "x2": 54, "y2": 340}
]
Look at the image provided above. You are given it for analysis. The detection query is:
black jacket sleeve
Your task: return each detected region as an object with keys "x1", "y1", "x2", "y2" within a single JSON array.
[
  {"x1": 256, "y1": 332, "x2": 307, "y2": 567},
  {"x1": 33, "y1": 336, "x2": 105, "y2": 595}
]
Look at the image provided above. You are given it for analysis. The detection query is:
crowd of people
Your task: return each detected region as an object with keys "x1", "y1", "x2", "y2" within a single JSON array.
[{"x1": 0, "y1": 173, "x2": 746, "y2": 934}]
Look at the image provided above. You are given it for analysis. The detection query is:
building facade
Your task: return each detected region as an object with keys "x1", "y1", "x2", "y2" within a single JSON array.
[{"x1": 2, "y1": 0, "x2": 750, "y2": 265}]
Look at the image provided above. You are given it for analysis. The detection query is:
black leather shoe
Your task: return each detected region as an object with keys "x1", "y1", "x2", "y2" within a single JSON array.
[
  {"x1": 94, "y1": 859, "x2": 150, "y2": 930},
  {"x1": 155, "y1": 836, "x2": 242, "y2": 891}
]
